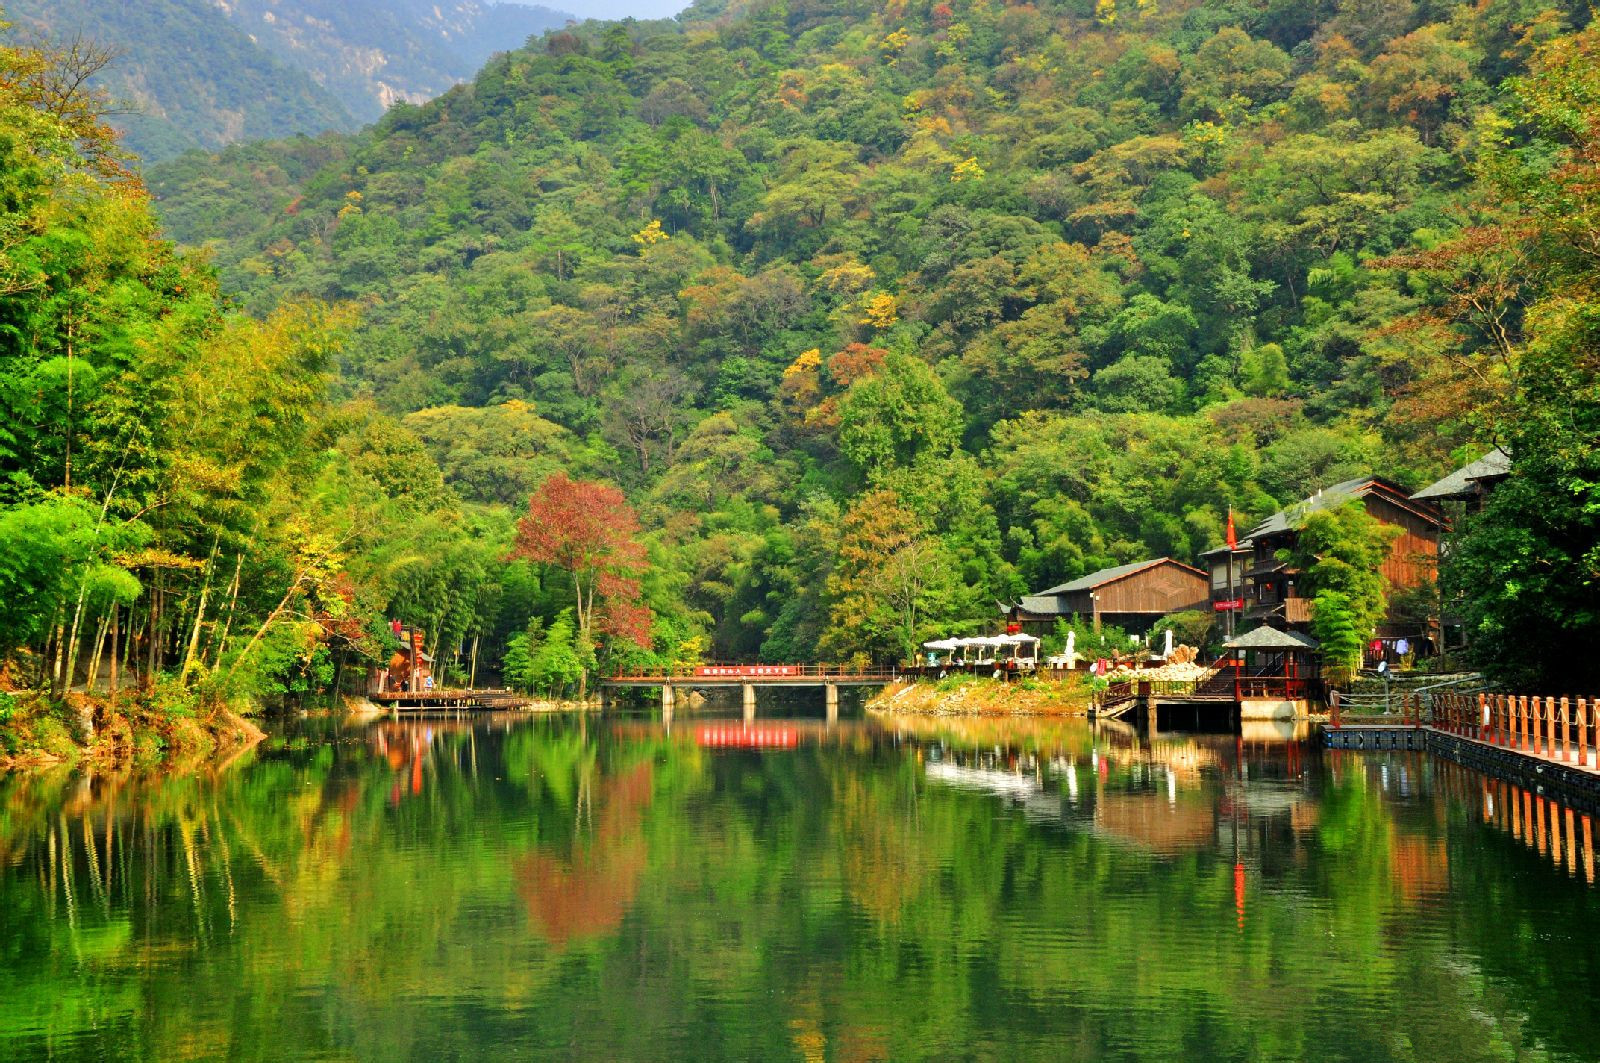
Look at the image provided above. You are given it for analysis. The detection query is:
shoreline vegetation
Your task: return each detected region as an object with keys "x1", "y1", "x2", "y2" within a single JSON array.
[
  {"x1": 869, "y1": 675, "x2": 1095, "y2": 717},
  {"x1": 6, "y1": 3, "x2": 1600, "y2": 775},
  {"x1": 0, "y1": 685, "x2": 265, "y2": 772}
]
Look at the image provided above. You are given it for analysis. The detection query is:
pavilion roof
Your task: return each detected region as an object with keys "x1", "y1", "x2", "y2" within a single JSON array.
[{"x1": 1223, "y1": 626, "x2": 1320, "y2": 651}]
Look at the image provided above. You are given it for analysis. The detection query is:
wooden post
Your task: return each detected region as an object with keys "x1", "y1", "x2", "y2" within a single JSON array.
[
  {"x1": 1330, "y1": 690, "x2": 1340, "y2": 730},
  {"x1": 825, "y1": 683, "x2": 838, "y2": 726},
  {"x1": 1519, "y1": 696, "x2": 1529, "y2": 751},
  {"x1": 1562, "y1": 697, "x2": 1572, "y2": 763},
  {"x1": 743, "y1": 683, "x2": 756, "y2": 723},
  {"x1": 1580, "y1": 697, "x2": 1591, "y2": 768}
]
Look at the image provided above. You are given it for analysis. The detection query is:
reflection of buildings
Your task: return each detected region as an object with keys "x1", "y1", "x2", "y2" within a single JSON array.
[{"x1": 918, "y1": 728, "x2": 1320, "y2": 863}]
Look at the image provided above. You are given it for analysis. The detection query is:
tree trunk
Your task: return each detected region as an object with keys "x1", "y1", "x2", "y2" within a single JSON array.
[
  {"x1": 226, "y1": 565, "x2": 310, "y2": 679},
  {"x1": 108, "y1": 605, "x2": 120, "y2": 709},
  {"x1": 182, "y1": 539, "x2": 220, "y2": 681},
  {"x1": 49, "y1": 616, "x2": 68, "y2": 700},
  {"x1": 469, "y1": 635, "x2": 480, "y2": 689},
  {"x1": 212, "y1": 554, "x2": 243, "y2": 668},
  {"x1": 85, "y1": 607, "x2": 111, "y2": 693},
  {"x1": 146, "y1": 570, "x2": 163, "y2": 685}
]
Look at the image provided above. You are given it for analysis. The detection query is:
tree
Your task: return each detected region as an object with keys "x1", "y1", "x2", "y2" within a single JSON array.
[
  {"x1": 1090, "y1": 355, "x2": 1183, "y2": 413},
  {"x1": 820, "y1": 491, "x2": 954, "y2": 664},
  {"x1": 837, "y1": 352, "x2": 963, "y2": 477},
  {"x1": 510, "y1": 474, "x2": 651, "y2": 698},
  {"x1": 1283, "y1": 502, "x2": 1399, "y2": 683},
  {"x1": 1432, "y1": 25, "x2": 1600, "y2": 691}
]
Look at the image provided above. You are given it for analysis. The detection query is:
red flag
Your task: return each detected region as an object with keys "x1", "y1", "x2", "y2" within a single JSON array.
[{"x1": 1226, "y1": 509, "x2": 1237, "y2": 548}]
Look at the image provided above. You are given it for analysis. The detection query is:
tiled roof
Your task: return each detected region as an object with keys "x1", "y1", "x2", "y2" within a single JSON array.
[
  {"x1": 1224, "y1": 626, "x2": 1320, "y2": 651},
  {"x1": 1410, "y1": 448, "x2": 1511, "y2": 502},
  {"x1": 1245, "y1": 477, "x2": 1375, "y2": 538},
  {"x1": 1035, "y1": 558, "x2": 1169, "y2": 595}
]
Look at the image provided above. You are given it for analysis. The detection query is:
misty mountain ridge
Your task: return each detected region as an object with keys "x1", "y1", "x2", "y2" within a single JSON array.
[{"x1": 3, "y1": 0, "x2": 574, "y2": 161}]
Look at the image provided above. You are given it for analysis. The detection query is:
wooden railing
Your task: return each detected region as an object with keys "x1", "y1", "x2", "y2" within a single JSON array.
[
  {"x1": 1331, "y1": 691, "x2": 1600, "y2": 769},
  {"x1": 1328, "y1": 691, "x2": 1424, "y2": 729},
  {"x1": 604, "y1": 663, "x2": 902, "y2": 683},
  {"x1": 1093, "y1": 677, "x2": 1230, "y2": 711},
  {"x1": 1429, "y1": 692, "x2": 1600, "y2": 768}
]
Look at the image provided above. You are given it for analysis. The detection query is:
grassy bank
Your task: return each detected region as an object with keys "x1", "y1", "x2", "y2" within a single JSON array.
[
  {"x1": 868, "y1": 674, "x2": 1095, "y2": 717},
  {"x1": 0, "y1": 685, "x2": 264, "y2": 771}
]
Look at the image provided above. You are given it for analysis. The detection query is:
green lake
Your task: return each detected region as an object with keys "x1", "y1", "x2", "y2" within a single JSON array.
[{"x1": 3, "y1": 705, "x2": 1598, "y2": 1061}]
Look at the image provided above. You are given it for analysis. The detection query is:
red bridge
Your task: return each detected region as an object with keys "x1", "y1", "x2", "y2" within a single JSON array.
[{"x1": 600, "y1": 663, "x2": 899, "y2": 716}]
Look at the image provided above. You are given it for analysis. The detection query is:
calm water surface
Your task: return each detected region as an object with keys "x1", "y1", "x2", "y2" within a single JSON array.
[{"x1": 3, "y1": 705, "x2": 1599, "y2": 1061}]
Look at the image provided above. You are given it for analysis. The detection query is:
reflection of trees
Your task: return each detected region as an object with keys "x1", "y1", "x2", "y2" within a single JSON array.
[
  {"x1": 3, "y1": 721, "x2": 1600, "y2": 1059},
  {"x1": 514, "y1": 760, "x2": 652, "y2": 947}
]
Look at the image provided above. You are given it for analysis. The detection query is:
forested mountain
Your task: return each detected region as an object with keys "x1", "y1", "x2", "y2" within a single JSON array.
[
  {"x1": 2, "y1": 0, "x2": 573, "y2": 161},
  {"x1": 8, "y1": 0, "x2": 1598, "y2": 715},
  {"x1": 151, "y1": 0, "x2": 1598, "y2": 674}
]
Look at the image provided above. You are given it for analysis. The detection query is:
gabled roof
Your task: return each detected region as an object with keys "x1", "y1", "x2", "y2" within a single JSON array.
[
  {"x1": 1245, "y1": 475, "x2": 1443, "y2": 539},
  {"x1": 1199, "y1": 539, "x2": 1253, "y2": 558},
  {"x1": 1034, "y1": 557, "x2": 1202, "y2": 596},
  {"x1": 1018, "y1": 594, "x2": 1069, "y2": 615},
  {"x1": 1410, "y1": 448, "x2": 1511, "y2": 502},
  {"x1": 1224, "y1": 626, "x2": 1320, "y2": 651}
]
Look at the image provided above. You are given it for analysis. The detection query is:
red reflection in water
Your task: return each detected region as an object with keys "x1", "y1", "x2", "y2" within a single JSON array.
[
  {"x1": 514, "y1": 761, "x2": 653, "y2": 949},
  {"x1": 695, "y1": 724, "x2": 800, "y2": 749}
]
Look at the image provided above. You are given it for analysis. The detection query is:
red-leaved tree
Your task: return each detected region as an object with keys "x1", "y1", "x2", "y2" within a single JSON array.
[{"x1": 510, "y1": 474, "x2": 652, "y2": 696}]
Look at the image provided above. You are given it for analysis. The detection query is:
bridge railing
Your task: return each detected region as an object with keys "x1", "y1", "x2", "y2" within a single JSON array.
[
  {"x1": 1093, "y1": 678, "x2": 1207, "y2": 711},
  {"x1": 604, "y1": 663, "x2": 903, "y2": 682}
]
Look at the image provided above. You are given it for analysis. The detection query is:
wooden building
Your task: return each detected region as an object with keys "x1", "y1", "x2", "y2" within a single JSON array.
[
  {"x1": 1225, "y1": 476, "x2": 1444, "y2": 639},
  {"x1": 1199, "y1": 541, "x2": 1251, "y2": 618},
  {"x1": 1009, "y1": 559, "x2": 1209, "y2": 635}
]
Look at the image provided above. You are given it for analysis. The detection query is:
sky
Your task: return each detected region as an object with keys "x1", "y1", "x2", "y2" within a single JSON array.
[{"x1": 515, "y1": 0, "x2": 690, "y2": 20}]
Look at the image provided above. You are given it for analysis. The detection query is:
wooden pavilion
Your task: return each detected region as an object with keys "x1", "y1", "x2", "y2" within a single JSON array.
[{"x1": 1223, "y1": 626, "x2": 1320, "y2": 720}]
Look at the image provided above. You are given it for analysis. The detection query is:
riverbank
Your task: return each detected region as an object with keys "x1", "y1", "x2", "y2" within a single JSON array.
[
  {"x1": 868, "y1": 674, "x2": 1095, "y2": 716},
  {"x1": 0, "y1": 686, "x2": 264, "y2": 772}
]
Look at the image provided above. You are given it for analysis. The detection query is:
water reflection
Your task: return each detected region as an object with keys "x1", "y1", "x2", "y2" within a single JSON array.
[{"x1": 3, "y1": 711, "x2": 1600, "y2": 1061}]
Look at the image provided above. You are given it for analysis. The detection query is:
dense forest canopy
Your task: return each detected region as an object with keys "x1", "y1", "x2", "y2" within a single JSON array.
[{"x1": 4, "y1": 0, "x2": 1598, "y2": 712}]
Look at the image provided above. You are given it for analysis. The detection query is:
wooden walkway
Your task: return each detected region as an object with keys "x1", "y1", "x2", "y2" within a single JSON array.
[
  {"x1": 1328, "y1": 691, "x2": 1600, "y2": 809},
  {"x1": 370, "y1": 689, "x2": 527, "y2": 711}
]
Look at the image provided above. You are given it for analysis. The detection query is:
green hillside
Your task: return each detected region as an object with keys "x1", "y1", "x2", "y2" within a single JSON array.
[
  {"x1": 5, "y1": 0, "x2": 1597, "y2": 713},
  {"x1": 155, "y1": 0, "x2": 1580, "y2": 659}
]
